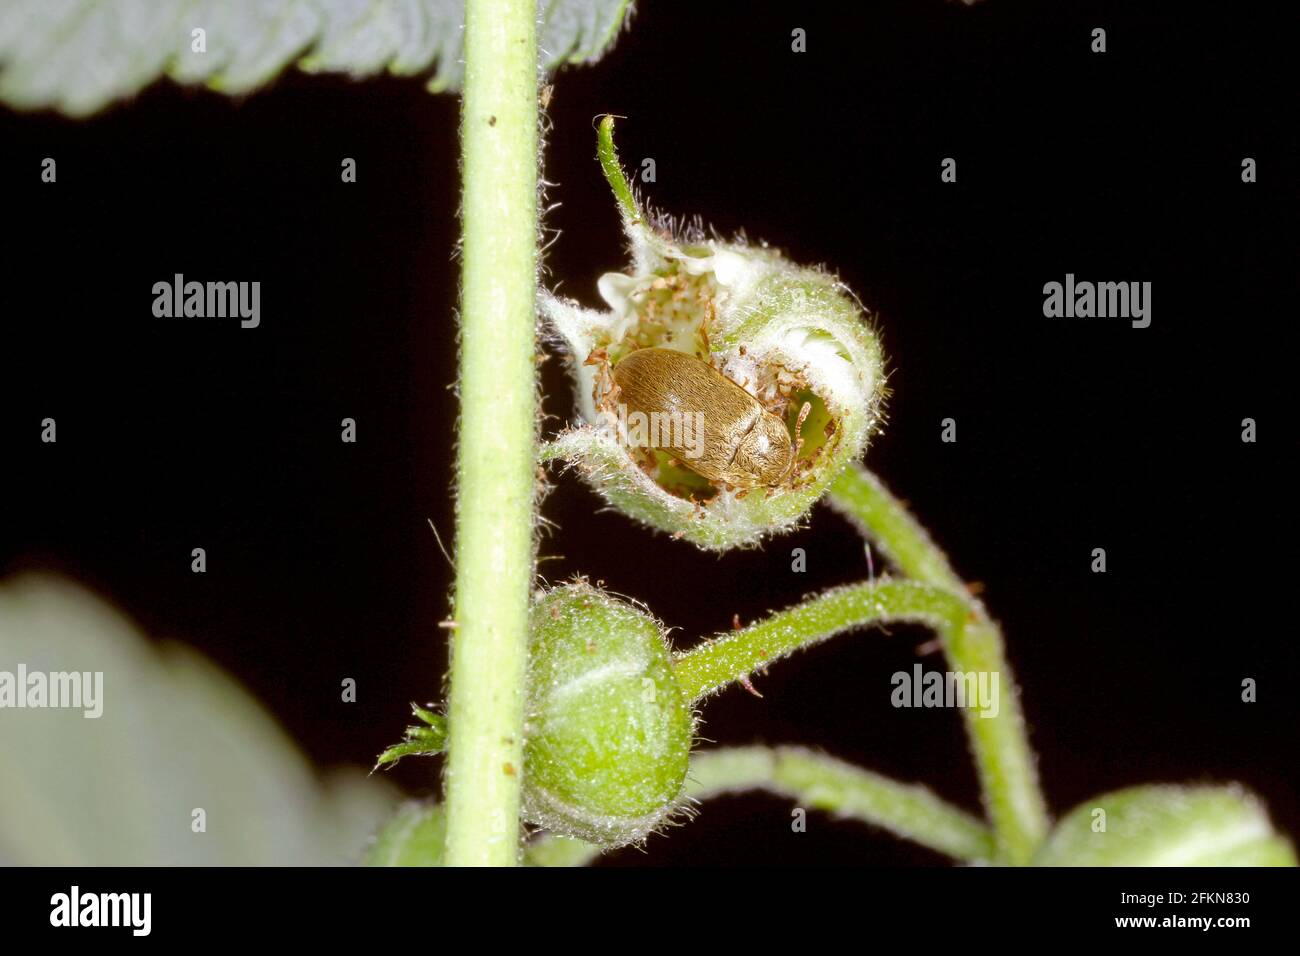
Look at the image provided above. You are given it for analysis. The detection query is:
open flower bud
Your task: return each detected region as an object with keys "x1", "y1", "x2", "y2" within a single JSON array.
[
  {"x1": 541, "y1": 117, "x2": 886, "y2": 550},
  {"x1": 522, "y1": 582, "x2": 694, "y2": 848}
]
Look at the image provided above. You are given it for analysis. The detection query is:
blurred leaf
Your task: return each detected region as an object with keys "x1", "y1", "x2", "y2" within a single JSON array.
[
  {"x1": 1034, "y1": 784, "x2": 1297, "y2": 866},
  {"x1": 0, "y1": 573, "x2": 397, "y2": 865},
  {"x1": 0, "y1": 0, "x2": 634, "y2": 117}
]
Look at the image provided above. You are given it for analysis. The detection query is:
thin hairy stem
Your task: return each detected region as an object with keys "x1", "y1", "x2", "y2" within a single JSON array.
[
  {"x1": 827, "y1": 464, "x2": 1049, "y2": 865},
  {"x1": 687, "y1": 746, "x2": 996, "y2": 863},
  {"x1": 525, "y1": 745, "x2": 996, "y2": 865},
  {"x1": 672, "y1": 579, "x2": 968, "y2": 704}
]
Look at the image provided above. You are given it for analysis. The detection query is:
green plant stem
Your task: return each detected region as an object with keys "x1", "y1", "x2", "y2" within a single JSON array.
[
  {"x1": 442, "y1": 0, "x2": 539, "y2": 867},
  {"x1": 525, "y1": 745, "x2": 996, "y2": 865},
  {"x1": 687, "y1": 746, "x2": 996, "y2": 863},
  {"x1": 827, "y1": 464, "x2": 1049, "y2": 865},
  {"x1": 672, "y1": 579, "x2": 968, "y2": 704}
]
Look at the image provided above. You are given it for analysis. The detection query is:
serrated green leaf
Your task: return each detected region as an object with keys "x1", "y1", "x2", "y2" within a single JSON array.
[
  {"x1": 0, "y1": 0, "x2": 633, "y2": 117},
  {"x1": 0, "y1": 573, "x2": 397, "y2": 865}
]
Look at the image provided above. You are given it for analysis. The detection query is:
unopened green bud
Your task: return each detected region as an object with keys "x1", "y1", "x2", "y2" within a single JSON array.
[
  {"x1": 521, "y1": 582, "x2": 694, "y2": 847},
  {"x1": 1033, "y1": 784, "x2": 1297, "y2": 866}
]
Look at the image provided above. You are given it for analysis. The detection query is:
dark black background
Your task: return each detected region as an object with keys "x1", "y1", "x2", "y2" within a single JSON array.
[{"x1": 1, "y1": 1, "x2": 1295, "y2": 866}]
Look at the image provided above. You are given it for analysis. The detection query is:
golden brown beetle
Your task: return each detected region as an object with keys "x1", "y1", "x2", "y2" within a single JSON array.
[{"x1": 610, "y1": 347, "x2": 798, "y2": 488}]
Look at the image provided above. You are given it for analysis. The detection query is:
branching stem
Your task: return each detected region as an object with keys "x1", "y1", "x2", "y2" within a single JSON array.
[{"x1": 827, "y1": 465, "x2": 1049, "y2": 864}]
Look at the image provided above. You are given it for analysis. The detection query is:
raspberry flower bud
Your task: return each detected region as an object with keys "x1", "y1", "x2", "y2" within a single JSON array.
[
  {"x1": 541, "y1": 117, "x2": 886, "y2": 550},
  {"x1": 521, "y1": 581, "x2": 694, "y2": 847},
  {"x1": 1032, "y1": 785, "x2": 1297, "y2": 866}
]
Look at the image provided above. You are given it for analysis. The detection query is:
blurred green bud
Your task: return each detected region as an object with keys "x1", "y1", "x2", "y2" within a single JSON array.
[
  {"x1": 1033, "y1": 784, "x2": 1297, "y2": 866},
  {"x1": 541, "y1": 117, "x2": 886, "y2": 550},
  {"x1": 365, "y1": 801, "x2": 445, "y2": 867},
  {"x1": 522, "y1": 581, "x2": 694, "y2": 848}
]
